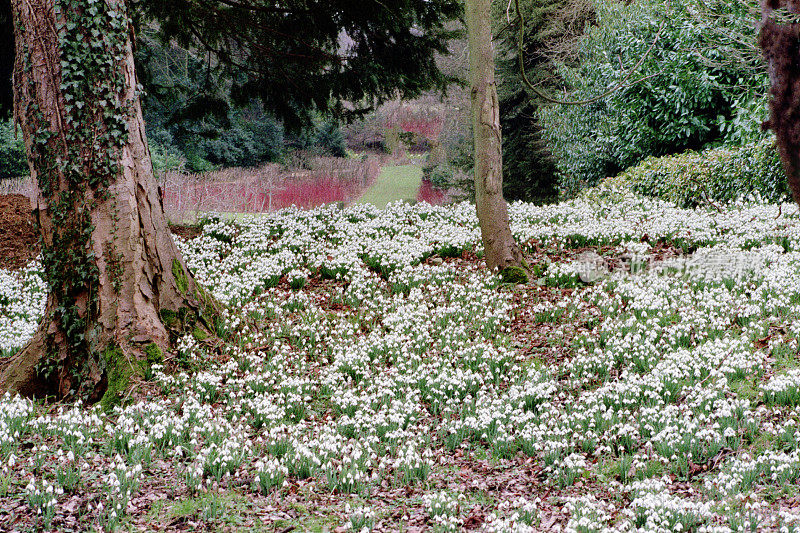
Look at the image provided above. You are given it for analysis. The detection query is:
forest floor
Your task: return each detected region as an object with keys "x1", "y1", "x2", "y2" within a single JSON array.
[
  {"x1": 0, "y1": 195, "x2": 38, "y2": 271},
  {"x1": 2, "y1": 192, "x2": 800, "y2": 531}
]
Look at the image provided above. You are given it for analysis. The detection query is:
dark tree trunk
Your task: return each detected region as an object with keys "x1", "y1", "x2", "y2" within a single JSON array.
[
  {"x1": 760, "y1": 0, "x2": 800, "y2": 207},
  {"x1": 465, "y1": 0, "x2": 526, "y2": 272},
  {"x1": 2, "y1": 0, "x2": 209, "y2": 402}
]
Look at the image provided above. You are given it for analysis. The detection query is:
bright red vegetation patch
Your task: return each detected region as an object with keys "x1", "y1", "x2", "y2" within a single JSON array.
[
  {"x1": 268, "y1": 176, "x2": 369, "y2": 210},
  {"x1": 164, "y1": 175, "x2": 374, "y2": 213},
  {"x1": 416, "y1": 178, "x2": 448, "y2": 205},
  {"x1": 384, "y1": 105, "x2": 444, "y2": 141},
  {"x1": 162, "y1": 159, "x2": 382, "y2": 215}
]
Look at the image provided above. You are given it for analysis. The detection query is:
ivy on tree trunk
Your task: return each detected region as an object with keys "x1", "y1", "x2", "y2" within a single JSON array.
[{"x1": 2, "y1": 0, "x2": 213, "y2": 403}]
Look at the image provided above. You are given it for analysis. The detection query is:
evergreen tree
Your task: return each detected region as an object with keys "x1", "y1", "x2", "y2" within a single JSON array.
[
  {"x1": 494, "y1": 0, "x2": 594, "y2": 204},
  {"x1": 133, "y1": 0, "x2": 461, "y2": 128},
  {"x1": 0, "y1": 120, "x2": 26, "y2": 179}
]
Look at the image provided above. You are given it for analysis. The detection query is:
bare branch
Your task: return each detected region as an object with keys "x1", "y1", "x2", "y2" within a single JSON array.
[{"x1": 512, "y1": 0, "x2": 666, "y2": 106}]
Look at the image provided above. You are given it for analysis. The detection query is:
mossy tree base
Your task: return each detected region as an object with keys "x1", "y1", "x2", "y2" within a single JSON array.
[
  {"x1": 0, "y1": 0, "x2": 217, "y2": 402},
  {"x1": 0, "y1": 258, "x2": 217, "y2": 402}
]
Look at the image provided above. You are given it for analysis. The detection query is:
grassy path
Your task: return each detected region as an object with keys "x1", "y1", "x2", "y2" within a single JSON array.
[{"x1": 354, "y1": 164, "x2": 422, "y2": 208}]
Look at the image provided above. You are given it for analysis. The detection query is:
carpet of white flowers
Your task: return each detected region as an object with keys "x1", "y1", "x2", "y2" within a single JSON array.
[{"x1": 2, "y1": 186, "x2": 800, "y2": 531}]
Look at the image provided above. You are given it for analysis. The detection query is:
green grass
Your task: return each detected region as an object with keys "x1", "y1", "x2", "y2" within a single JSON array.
[
  {"x1": 354, "y1": 164, "x2": 423, "y2": 209},
  {"x1": 168, "y1": 492, "x2": 254, "y2": 528}
]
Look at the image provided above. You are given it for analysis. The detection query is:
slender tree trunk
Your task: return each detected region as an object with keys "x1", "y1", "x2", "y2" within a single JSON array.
[
  {"x1": 2, "y1": 0, "x2": 209, "y2": 401},
  {"x1": 465, "y1": 0, "x2": 525, "y2": 272},
  {"x1": 760, "y1": 0, "x2": 800, "y2": 208}
]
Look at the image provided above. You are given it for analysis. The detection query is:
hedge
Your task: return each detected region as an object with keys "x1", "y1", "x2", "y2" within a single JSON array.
[{"x1": 613, "y1": 137, "x2": 789, "y2": 207}]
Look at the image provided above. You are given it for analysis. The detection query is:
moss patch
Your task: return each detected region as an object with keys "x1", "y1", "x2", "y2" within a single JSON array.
[
  {"x1": 144, "y1": 343, "x2": 164, "y2": 364},
  {"x1": 172, "y1": 258, "x2": 189, "y2": 294},
  {"x1": 192, "y1": 327, "x2": 209, "y2": 342},
  {"x1": 499, "y1": 266, "x2": 529, "y2": 285},
  {"x1": 139, "y1": 343, "x2": 164, "y2": 381},
  {"x1": 100, "y1": 346, "x2": 132, "y2": 412},
  {"x1": 160, "y1": 309, "x2": 181, "y2": 330},
  {"x1": 194, "y1": 282, "x2": 219, "y2": 327}
]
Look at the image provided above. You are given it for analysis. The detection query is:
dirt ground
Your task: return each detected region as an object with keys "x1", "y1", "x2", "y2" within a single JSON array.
[
  {"x1": 0, "y1": 194, "x2": 38, "y2": 271},
  {"x1": 0, "y1": 194, "x2": 200, "y2": 271}
]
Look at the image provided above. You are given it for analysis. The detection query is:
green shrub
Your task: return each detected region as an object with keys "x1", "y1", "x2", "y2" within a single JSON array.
[
  {"x1": 149, "y1": 140, "x2": 186, "y2": 175},
  {"x1": 383, "y1": 126, "x2": 403, "y2": 155},
  {"x1": 539, "y1": 0, "x2": 768, "y2": 197},
  {"x1": 313, "y1": 119, "x2": 347, "y2": 158},
  {"x1": 183, "y1": 145, "x2": 217, "y2": 173},
  {"x1": 0, "y1": 120, "x2": 27, "y2": 179},
  {"x1": 615, "y1": 136, "x2": 789, "y2": 207},
  {"x1": 423, "y1": 163, "x2": 455, "y2": 188}
]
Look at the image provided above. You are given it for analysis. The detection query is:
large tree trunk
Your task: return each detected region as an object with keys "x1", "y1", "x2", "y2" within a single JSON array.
[
  {"x1": 465, "y1": 0, "x2": 526, "y2": 272},
  {"x1": 760, "y1": 0, "x2": 800, "y2": 208},
  {"x1": 2, "y1": 0, "x2": 209, "y2": 401}
]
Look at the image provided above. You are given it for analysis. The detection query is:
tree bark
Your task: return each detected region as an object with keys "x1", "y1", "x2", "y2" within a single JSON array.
[
  {"x1": 760, "y1": 0, "x2": 800, "y2": 208},
  {"x1": 3, "y1": 0, "x2": 209, "y2": 401},
  {"x1": 465, "y1": 0, "x2": 526, "y2": 272}
]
